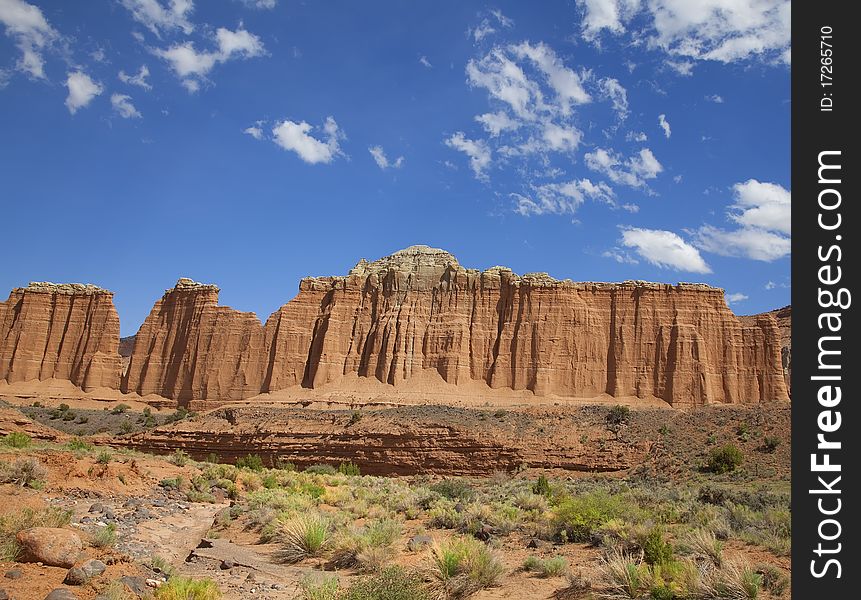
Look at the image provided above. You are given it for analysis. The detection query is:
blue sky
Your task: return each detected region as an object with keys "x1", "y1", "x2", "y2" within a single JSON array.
[{"x1": 1, "y1": 0, "x2": 790, "y2": 336}]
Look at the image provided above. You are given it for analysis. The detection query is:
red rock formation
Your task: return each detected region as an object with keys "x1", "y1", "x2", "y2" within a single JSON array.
[
  {"x1": 741, "y1": 305, "x2": 791, "y2": 395},
  {"x1": 121, "y1": 246, "x2": 789, "y2": 407},
  {"x1": 0, "y1": 283, "x2": 121, "y2": 391}
]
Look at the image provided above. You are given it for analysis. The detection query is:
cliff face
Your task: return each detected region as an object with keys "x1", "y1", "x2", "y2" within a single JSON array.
[
  {"x1": 741, "y1": 305, "x2": 791, "y2": 396},
  {"x1": 121, "y1": 246, "x2": 789, "y2": 407},
  {"x1": 0, "y1": 282, "x2": 121, "y2": 391}
]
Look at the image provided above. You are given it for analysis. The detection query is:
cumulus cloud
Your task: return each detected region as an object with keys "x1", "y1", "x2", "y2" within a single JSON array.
[
  {"x1": 445, "y1": 132, "x2": 491, "y2": 180},
  {"x1": 475, "y1": 111, "x2": 519, "y2": 137},
  {"x1": 658, "y1": 113, "x2": 671, "y2": 138},
  {"x1": 729, "y1": 179, "x2": 790, "y2": 234},
  {"x1": 725, "y1": 292, "x2": 748, "y2": 305},
  {"x1": 621, "y1": 227, "x2": 711, "y2": 273},
  {"x1": 111, "y1": 93, "x2": 142, "y2": 118},
  {"x1": 693, "y1": 224, "x2": 790, "y2": 261},
  {"x1": 602, "y1": 248, "x2": 640, "y2": 264},
  {"x1": 65, "y1": 71, "x2": 103, "y2": 114},
  {"x1": 368, "y1": 145, "x2": 404, "y2": 170},
  {"x1": 120, "y1": 0, "x2": 194, "y2": 36},
  {"x1": 626, "y1": 130, "x2": 647, "y2": 142},
  {"x1": 576, "y1": 0, "x2": 790, "y2": 66},
  {"x1": 243, "y1": 124, "x2": 263, "y2": 140},
  {"x1": 118, "y1": 64, "x2": 152, "y2": 90},
  {"x1": 692, "y1": 179, "x2": 790, "y2": 262},
  {"x1": 576, "y1": 0, "x2": 642, "y2": 41},
  {"x1": 584, "y1": 147, "x2": 663, "y2": 188},
  {"x1": 271, "y1": 116, "x2": 344, "y2": 164},
  {"x1": 600, "y1": 77, "x2": 628, "y2": 120},
  {"x1": 155, "y1": 25, "x2": 264, "y2": 91},
  {"x1": 514, "y1": 178, "x2": 616, "y2": 216},
  {"x1": 0, "y1": 0, "x2": 59, "y2": 79}
]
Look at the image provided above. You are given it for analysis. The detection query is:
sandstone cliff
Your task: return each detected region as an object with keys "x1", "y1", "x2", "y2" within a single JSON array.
[
  {"x1": 0, "y1": 282, "x2": 121, "y2": 391},
  {"x1": 121, "y1": 246, "x2": 789, "y2": 407},
  {"x1": 741, "y1": 305, "x2": 791, "y2": 395}
]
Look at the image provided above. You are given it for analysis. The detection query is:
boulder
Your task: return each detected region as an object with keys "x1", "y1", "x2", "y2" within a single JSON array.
[
  {"x1": 64, "y1": 559, "x2": 106, "y2": 585},
  {"x1": 44, "y1": 590, "x2": 78, "y2": 600},
  {"x1": 16, "y1": 528, "x2": 82, "y2": 568}
]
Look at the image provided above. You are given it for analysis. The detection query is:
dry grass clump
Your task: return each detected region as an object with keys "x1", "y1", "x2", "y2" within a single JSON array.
[
  {"x1": 329, "y1": 518, "x2": 402, "y2": 571},
  {"x1": 275, "y1": 512, "x2": 331, "y2": 563},
  {"x1": 0, "y1": 456, "x2": 48, "y2": 488},
  {"x1": 428, "y1": 536, "x2": 505, "y2": 598}
]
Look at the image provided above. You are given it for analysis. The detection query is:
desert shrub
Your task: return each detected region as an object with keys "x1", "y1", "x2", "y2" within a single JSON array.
[
  {"x1": 155, "y1": 576, "x2": 221, "y2": 600},
  {"x1": 111, "y1": 403, "x2": 131, "y2": 414},
  {"x1": 599, "y1": 550, "x2": 649, "y2": 599},
  {"x1": 523, "y1": 555, "x2": 568, "y2": 578},
  {"x1": 641, "y1": 526, "x2": 673, "y2": 566},
  {"x1": 275, "y1": 513, "x2": 330, "y2": 563},
  {"x1": 274, "y1": 458, "x2": 296, "y2": 471},
  {"x1": 758, "y1": 564, "x2": 789, "y2": 597},
  {"x1": 149, "y1": 555, "x2": 176, "y2": 577},
  {"x1": 204, "y1": 452, "x2": 220, "y2": 464},
  {"x1": 685, "y1": 529, "x2": 723, "y2": 567},
  {"x1": 533, "y1": 474, "x2": 552, "y2": 497},
  {"x1": 430, "y1": 479, "x2": 475, "y2": 501},
  {"x1": 160, "y1": 476, "x2": 185, "y2": 490},
  {"x1": 97, "y1": 580, "x2": 134, "y2": 600},
  {"x1": 0, "y1": 457, "x2": 48, "y2": 488},
  {"x1": 2, "y1": 432, "x2": 31, "y2": 448},
  {"x1": 235, "y1": 453, "x2": 265, "y2": 471},
  {"x1": 513, "y1": 491, "x2": 548, "y2": 512},
  {"x1": 59, "y1": 403, "x2": 70, "y2": 412},
  {"x1": 164, "y1": 407, "x2": 190, "y2": 424},
  {"x1": 705, "y1": 561, "x2": 761, "y2": 600},
  {"x1": 306, "y1": 463, "x2": 338, "y2": 475},
  {"x1": 119, "y1": 419, "x2": 133, "y2": 434},
  {"x1": 493, "y1": 409, "x2": 507, "y2": 419},
  {"x1": 0, "y1": 507, "x2": 72, "y2": 561},
  {"x1": 761, "y1": 437, "x2": 781, "y2": 453},
  {"x1": 91, "y1": 523, "x2": 117, "y2": 548},
  {"x1": 553, "y1": 491, "x2": 630, "y2": 542},
  {"x1": 348, "y1": 411, "x2": 363, "y2": 426},
  {"x1": 298, "y1": 575, "x2": 340, "y2": 600},
  {"x1": 342, "y1": 566, "x2": 429, "y2": 600},
  {"x1": 606, "y1": 405, "x2": 631, "y2": 426},
  {"x1": 706, "y1": 444, "x2": 744, "y2": 474},
  {"x1": 331, "y1": 518, "x2": 402, "y2": 570},
  {"x1": 648, "y1": 560, "x2": 701, "y2": 600},
  {"x1": 94, "y1": 449, "x2": 112, "y2": 464},
  {"x1": 66, "y1": 437, "x2": 94, "y2": 451},
  {"x1": 429, "y1": 536, "x2": 504, "y2": 598},
  {"x1": 339, "y1": 461, "x2": 361, "y2": 476},
  {"x1": 171, "y1": 449, "x2": 190, "y2": 467},
  {"x1": 427, "y1": 500, "x2": 460, "y2": 530}
]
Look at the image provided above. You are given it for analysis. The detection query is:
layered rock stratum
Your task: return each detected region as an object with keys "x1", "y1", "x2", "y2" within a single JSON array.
[
  {"x1": 0, "y1": 283, "x2": 121, "y2": 391},
  {"x1": 120, "y1": 246, "x2": 788, "y2": 407}
]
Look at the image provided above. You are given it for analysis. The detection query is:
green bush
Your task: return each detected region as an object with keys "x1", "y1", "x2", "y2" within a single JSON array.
[
  {"x1": 111, "y1": 403, "x2": 131, "y2": 414},
  {"x1": 119, "y1": 419, "x2": 133, "y2": 434},
  {"x1": 171, "y1": 449, "x2": 190, "y2": 466},
  {"x1": 429, "y1": 479, "x2": 475, "y2": 501},
  {"x1": 0, "y1": 457, "x2": 48, "y2": 488},
  {"x1": 91, "y1": 523, "x2": 117, "y2": 548},
  {"x1": 275, "y1": 513, "x2": 330, "y2": 563},
  {"x1": 305, "y1": 463, "x2": 337, "y2": 475},
  {"x1": 297, "y1": 575, "x2": 340, "y2": 600},
  {"x1": 66, "y1": 437, "x2": 93, "y2": 451},
  {"x1": 553, "y1": 491, "x2": 630, "y2": 542},
  {"x1": 348, "y1": 411, "x2": 363, "y2": 426},
  {"x1": 641, "y1": 526, "x2": 673, "y2": 566},
  {"x1": 96, "y1": 449, "x2": 113, "y2": 464},
  {"x1": 762, "y1": 436, "x2": 781, "y2": 453},
  {"x1": 532, "y1": 474, "x2": 552, "y2": 497},
  {"x1": 58, "y1": 403, "x2": 70, "y2": 412},
  {"x1": 606, "y1": 405, "x2": 631, "y2": 425},
  {"x1": 155, "y1": 576, "x2": 221, "y2": 600},
  {"x1": 2, "y1": 432, "x2": 31, "y2": 448},
  {"x1": 235, "y1": 454, "x2": 265, "y2": 471},
  {"x1": 523, "y1": 555, "x2": 568, "y2": 578},
  {"x1": 338, "y1": 461, "x2": 361, "y2": 476},
  {"x1": 429, "y1": 536, "x2": 504, "y2": 598},
  {"x1": 707, "y1": 444, "x2": 744, "y2": 474},
  {"x1": 342, "y1": 566, "x2": 429, "y2": 600}
]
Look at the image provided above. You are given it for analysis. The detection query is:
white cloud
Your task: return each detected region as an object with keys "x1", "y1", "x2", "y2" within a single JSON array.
[
  {"x1": 729, "y1": 179, "x2": 790, "y2": 234},
  {"x1": 118, "y1": 64, "x2": 152, "y2": 90},
  {"x1": 626, "y1": 130, "x2": 647, "y2": 142},
  {"x1": 666, "y1": 59, "x2": 695, "y2": 76},
  {"x1": 470, "y1": 9, "x2": 513, "y2": 42},
  {"x1": 490, "y1": 9, "x2": 514, "y2": 28},
  {"x1": 693, "y1": 224, "x2": 789, "y2": 261},
  {"x1": 541, "y1": 122, "x2": 582, "y2": 152},
  {"x1": 725, "y1": 292, "x2": 748, "y2": 305},
  {"x1": 0, "y1": 68, "x2": 10, "y2": 88},
  {"x1": 271, "y1": 116, "x2": 344, "y2": 165},
  {"x1": 466, "y1": 48, "x2": 540, "y2": 119},
  {"x1": 585, "y1": 147, "x2": 663, "y2": 188},
  {"x1": 111, "y1": 93, "x2": 142, "y2": 118},
  {"x1": 673, "y1": 174, "x2": 682, "y2": 183},
  {"x1": 419, "y1": 55, "x2": 432, "y2": 68},
  {"x1": 765, "y1": 281, "x2": 776, "y2": 290},
  {"x1": 577, "y1": 0, "x2": 790, "y2": 66},
  {"x1": 576, "y1": 0, "x2": 642, "y2": 41},
  {"x1": 445, "y1": 132, "x2": 491, "y2": 180},
  {"x1": 602, "y1": 248, "x2": 639, "y2": 264},
  {"x1": 155, "y1": 25, "x2": 264, "y2": 90},
  {"x1": 600, "y1": 77, "x2": 628, "y2": 120},
  {"x1": 514, "y1": 178, "x2": 616, "y2": 215},
  {"x1": 65, "y1": 71, "x2": 103, "y2": 114},
  {"x1": 475, "y1": 111, "x2": 519, "y2": 137},
  {"x1": 243, "y1": 125, "x2": 263, "y2": 140},
  {"x1": 239, "y1": 0, "x2": 277, "y2": 8},
  {"x1": 706, "y1": 94, "x2": 724, "y2": 103},
  {"x1": 511, "y1": 41, "x2": 591, "y2": 114},
  {"x1": 0, "y1": 0, "x2": 59, "y2": 79},
  {"x1": 658, "y1": 113, "x2": 671, "y2": 138},
  {"x1": 120, "y1": 0, "x2": 194, "y2": 36},
  {"x1": 368, "y1": 145, "x2": 404, "y2": 170},
  {"x1": 621, "y1": 227, "x2": 711, "y2": 273}
]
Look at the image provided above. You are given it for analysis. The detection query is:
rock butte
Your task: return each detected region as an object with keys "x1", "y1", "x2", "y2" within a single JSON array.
[{"x1": 2, "y1": 246, "x2": 789, "y2": 408}]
